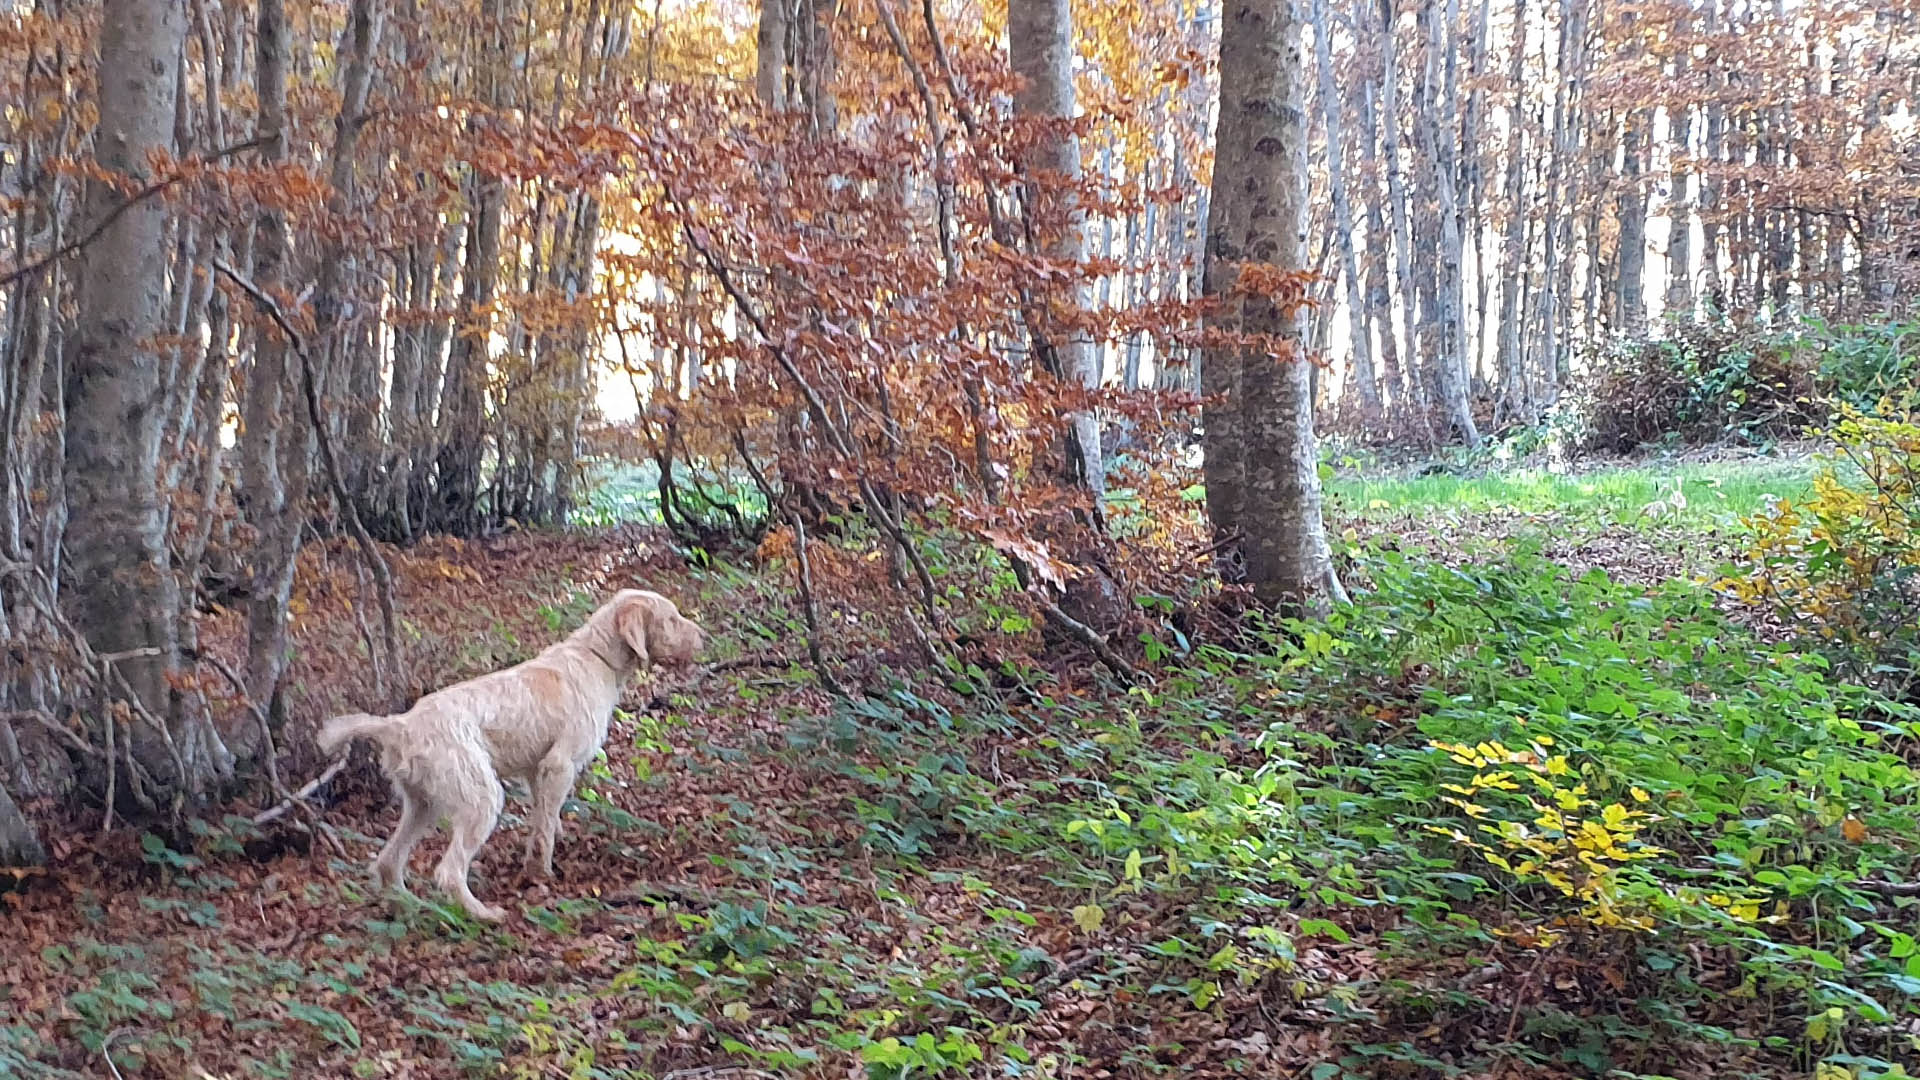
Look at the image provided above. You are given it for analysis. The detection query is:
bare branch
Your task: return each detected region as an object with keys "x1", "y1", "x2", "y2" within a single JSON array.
[{"x1": 0, "y1": 136, "x2": 272, "y2": 287}]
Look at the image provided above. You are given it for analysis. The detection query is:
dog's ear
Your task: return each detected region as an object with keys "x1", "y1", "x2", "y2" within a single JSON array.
[{"x1": 613, "y1": 593, "x2": 653, "y2": 666}]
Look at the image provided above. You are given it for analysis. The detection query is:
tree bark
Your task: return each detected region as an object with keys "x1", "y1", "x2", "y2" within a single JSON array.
[
  {"x1": 1495, "y1": 0, "x2": 1532, "y2": 423},
  {"x1": 1310, "y1": 0, "x2": 1378, "y2": 418},
  {"x1": 1413, "y1": 0, "x2": 1479, "y2": 445},
  {"x1": 1378, "y1": 0, "x2": 1425, "y2": 420},
  {"x1": 1616, "y1": 109, "x2": 1650, "y2": 336},
  {"x1": 1666, "y1": 16, "x2": 1695, "y2": 322},
  {"x1": 1356, "y1": 62, "x2": 1403, "y2": 411},
  {"x1": 65, "y1": 0, "x2": 226, "y2": 795},
  {"x1": 1009, "y1": 0, "x2": 1103, "y2": 498},
  {"x1": 1205, "y1": 0, "x2": 1345, "y2": 610},
  {"x1": 237, "y1": 0, "x2": 313, "y2": 731},
  {"x1": 437, "y1": 0, "x2": 510, "y2": 534},
  {"x1": 756, "y1": 0, "x2": 788, "y2": 109}
]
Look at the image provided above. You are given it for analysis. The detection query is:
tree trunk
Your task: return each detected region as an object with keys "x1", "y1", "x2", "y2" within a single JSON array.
[
  {"x1": 1495, "y1": 0, "x2": 1531, "y2": 423},
  {"x1": 1356, "y1": 69, "x2": 1403, "y2": 412},
  {"x1": 1616, "y1": 109, "x2": 1650, "y2": 336},
  {"x1": 65, "y1": 0, "x2": 228, "y2": 796},
  {"x1": 1413, "y1": 0, "x2": 1479, "y2": 445},
  {"x1": 1310, "y1": 0, "x2": 1378, "y2": 418},
  {"x1": 1009, "y1": 0, "x2": 1102, "y2": 498},
  {"x1": 756, "y1": 0, "x2": 788, "y2": 109},
  {"x1": 797, "y1": 0, "x2": 837, "y2": 133},
  {"x1": 237, "y1": 0, "x2": 313, "y2": 730},
  {"x1": 1666, "y1": 21, "x2": 1695, "y2": 322},
  {"x1": 1378, "y1": 0, "x2": 1424, "y2": 417},
  {"x1": 1205, "y1": 0, "x2": 1345, "y2": 610},
  {"x1": 437, "y1": 0, "x2": 510, "y2": 534}
]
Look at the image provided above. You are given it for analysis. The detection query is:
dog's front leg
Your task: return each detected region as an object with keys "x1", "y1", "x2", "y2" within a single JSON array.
[{"x1": 523, "y1": 751, "x2": 577, "y2": 879}]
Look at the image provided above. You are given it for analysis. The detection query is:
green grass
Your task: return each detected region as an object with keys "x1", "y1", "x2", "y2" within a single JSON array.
[{"x1": 1327, "y1": 456, "x2": 1819, "y2": 527}]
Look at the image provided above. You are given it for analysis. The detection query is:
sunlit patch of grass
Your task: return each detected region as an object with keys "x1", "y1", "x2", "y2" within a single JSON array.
[{"x1": 1326, "y1": 456, "x2": 1819, "y2": 528}]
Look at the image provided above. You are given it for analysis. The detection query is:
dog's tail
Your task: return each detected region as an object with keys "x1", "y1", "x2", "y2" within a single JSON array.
[{"x1": 316, "y1": 711, "x2": 406, "y2": 757}]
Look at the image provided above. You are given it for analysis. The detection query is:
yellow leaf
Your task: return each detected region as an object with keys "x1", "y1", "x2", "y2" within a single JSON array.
[{"x1": 1071, "y1": 903, "x2": 1105, "y2": 934}]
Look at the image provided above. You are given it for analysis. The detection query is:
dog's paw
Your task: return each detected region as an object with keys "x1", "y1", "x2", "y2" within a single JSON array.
[{"x1": 472, "y1": 903, "x2": 509, "y2": 923}]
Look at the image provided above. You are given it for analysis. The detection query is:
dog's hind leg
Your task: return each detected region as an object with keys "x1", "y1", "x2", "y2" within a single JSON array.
[
  {"x1": 371, "y1": 786, "x2": 433, "y2": 892},
  {"x1": 431, "y1": 757, "x2": 508, "y2": 922},
  {"x1": 522, "y1": 750, "x2": 580, "y2": 880}
]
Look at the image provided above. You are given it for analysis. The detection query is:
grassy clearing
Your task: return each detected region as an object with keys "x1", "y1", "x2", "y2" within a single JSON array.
[{"x1": 1327, "y1": 455, "x2": 1818, "y2": 528}]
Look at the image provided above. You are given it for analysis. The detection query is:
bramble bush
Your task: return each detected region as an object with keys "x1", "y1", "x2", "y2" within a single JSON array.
[{"x1": 1572, "y1": 317, "x2": 1918, "y2": 453}]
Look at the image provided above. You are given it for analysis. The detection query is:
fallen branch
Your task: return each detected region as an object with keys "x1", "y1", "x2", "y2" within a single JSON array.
[
  {"x1": 1040, "y1": 599, "x2": 1137, "y2": 686},
  {"x1": 199, "y1": 654, "x2": 347, "y2": 855},
  {"x1": 1856, "y1": 878, "x2": 1920, "y2": 897},
  {"x1": 252, "y1": 759, "x2": 347, "y2": 827}
]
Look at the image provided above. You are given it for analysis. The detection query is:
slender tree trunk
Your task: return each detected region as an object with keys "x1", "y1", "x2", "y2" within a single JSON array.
[
  {"x1": 1414, "y1": 0, "x2": 1479, "y2": 444},
  {"x1": 1378, "y1": 0, "x2": 1424, "y2": 417},
  {"x1": 797, "y1": 0, "x2": 837, "y2": 133},
  {"x1": 1666, "y1": 21, "x2": 1695, "y2": 322},
  {"x1": 1311, "y1": 0, "x2": 1378, "y2": 418},
  {"x1": 1205, "y1": 0, "x2": 1345, "y2": 610},
  {"x1": 1495, "y1": 0, "x2": 1532, "y2": 423},
  {"x1": 1357, "y1": 73, "x2": 1403, "y2": 413},
  {"x1": 1009, "y1": 0, "x2": 1102, "y2": 497},
  {"x1": 438, "y1": 0, "x2": 510, "y2": 533},
  {"x1": 1616, "y1": 109, "x2": 1650, "y2": 336},
  {"x1": 236, "y1": 0, "x2": 313, "y2": 728},
  {"x1": 756, "y1": 0, "x2": 788, "y2": 109},
  {"x1": 1700, "y1": 0, "x2": 1725, "y2": 315}
]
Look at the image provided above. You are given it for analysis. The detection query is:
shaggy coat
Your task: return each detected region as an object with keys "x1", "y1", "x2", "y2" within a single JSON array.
[{"x1": 318, "y1": 589, "x2": 704, "y2": 921}]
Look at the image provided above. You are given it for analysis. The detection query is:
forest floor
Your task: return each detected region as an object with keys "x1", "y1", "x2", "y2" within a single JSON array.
[{"x1": 6, "y1": 451, "x2": 1919, "y2": 1080}]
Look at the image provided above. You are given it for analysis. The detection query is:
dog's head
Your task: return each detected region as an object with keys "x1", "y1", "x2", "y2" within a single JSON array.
[{"x1": 608, "y1": 589, "x2": 706, "y2": 670}]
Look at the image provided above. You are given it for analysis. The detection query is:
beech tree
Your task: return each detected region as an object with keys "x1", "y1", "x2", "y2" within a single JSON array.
[
  {"x1": 64, "y1": 0, "x2": 229, "y2": 798},
  {"x1": 1204, "y1": 0, "x2": 1346, "y2": 609}
]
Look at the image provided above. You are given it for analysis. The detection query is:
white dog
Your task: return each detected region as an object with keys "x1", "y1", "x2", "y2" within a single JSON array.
[{"x1": 318, "y1": 589, "x2": 705, "y2": 921}]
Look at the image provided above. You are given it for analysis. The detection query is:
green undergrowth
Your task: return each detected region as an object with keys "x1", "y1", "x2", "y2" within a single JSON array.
[
  {"x1": 798, "y1": 546, "x2": 1920, "y2": 1077},
  {"x1": 9, "y1": 540, "x2": 1919, "y2": 1079}
]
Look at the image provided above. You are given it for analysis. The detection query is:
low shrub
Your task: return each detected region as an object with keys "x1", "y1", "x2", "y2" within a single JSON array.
[
  {"x1": 1724, "y1": 404, "x2": 1920, "y2": 696},
  {"x1": 1572, "y1": 316, "x2": 1918, "y2": 453},
  {"x1": 1573, "y1": 322, "x2": 1818, "y2": 452}
]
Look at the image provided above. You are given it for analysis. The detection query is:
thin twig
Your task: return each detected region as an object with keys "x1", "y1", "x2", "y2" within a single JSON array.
[
  {"x1": 0, "y1": 558, "x2": 178, "y2": 805},
  {"x1": 1856, "y1": 878, "x2": 1920, "y2": 897},
  {"x1": 99, "y1": 1027, "x2": 132, "y2": 1080},
  {"x1": 668, "y1": 196, "x2": 944, "y2": 634},
  {"x1": 1, "y1": 709, "x2": 105, "y2": 759},
  {"x1": 787, "y1": 510, "x2": 851, "y2": 698},
  {"x1": 203, "y1": 654, "x2": 347, "y2": 855}
]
